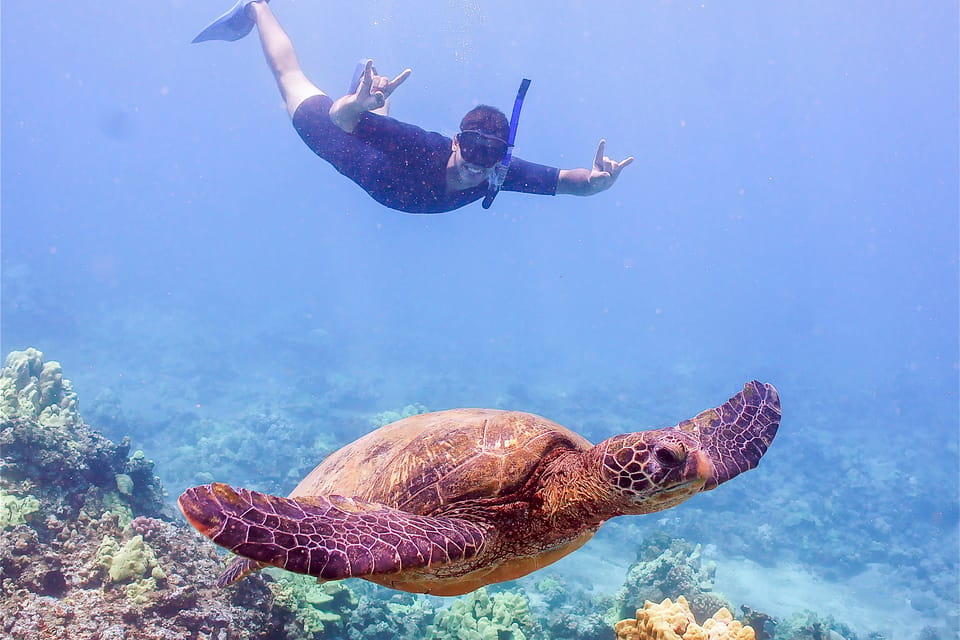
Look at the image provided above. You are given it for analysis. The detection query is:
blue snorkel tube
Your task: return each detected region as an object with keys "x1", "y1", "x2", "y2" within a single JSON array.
[{"x1": 482, "y1": 78, "x2": 531, "y2": 209}]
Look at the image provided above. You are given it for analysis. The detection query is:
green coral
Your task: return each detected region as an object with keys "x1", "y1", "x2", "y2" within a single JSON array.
[
  {"x1": 0, "y1": 348, "x2": 43, "y2": 421},
  {"x1": 429, "y1": 588, "x2": 538, "y2": 640},
  {"x1": 0, "y1": 348, "x2": 81, "y2": 428},
  {"x1": 122, "y1": 576, "x2": 161, "y2": 605},
  {"x1": 774, "y1": 610, "x2": 857, "y2": 640},
  {"x1": 0, "y1": 489, "x2": 41, "y2": 528},
  {"x1": 92, "y1": 491, "x2": 135, "y2": 529},
  {"x1": 115, "y1": 473, "x2": 134, "y2": 496},
  {"x1": 95, "y1": 536, "x2": 120, "y2": 571},
  {"x1": 111, "y1": 535, "x2": 158, "y2": 582},
  {"x1": 96, "y1": 534, "x2": 164, "y2": 603},
  {"x1": 534, "y1": 576, "x2": 567, "y2": 606},
  {"x1": 267, "y1": 572, "x2": 358, "y2": 635},
  {"x1": 371, "y1": 403, "x2": 428, "y2": 427},
  {"x1": 96, "y1": 535, "x2": 166, "y2": 583},
  {"x1": 386, "y1": 595, "x2": 435, "y2": 619}
]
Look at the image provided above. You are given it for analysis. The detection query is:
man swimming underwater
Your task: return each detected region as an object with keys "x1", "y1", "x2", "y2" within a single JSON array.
[{"x1": 193, "y1": 0, "x2": 634, "y2": 214}]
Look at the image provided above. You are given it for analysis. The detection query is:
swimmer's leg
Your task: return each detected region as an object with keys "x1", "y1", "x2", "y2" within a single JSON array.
[{"x1": 248, "y1": 1, "x2": 325, "y2": 118}]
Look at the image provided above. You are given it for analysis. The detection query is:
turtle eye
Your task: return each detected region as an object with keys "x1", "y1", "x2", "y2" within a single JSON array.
[{"x1": 654, "y1": 441, "x2": 686, "y2": 468}]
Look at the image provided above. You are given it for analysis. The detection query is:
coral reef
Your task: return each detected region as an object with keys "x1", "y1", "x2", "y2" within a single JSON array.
[
  {"x1": 0, "y1": 348, "x2": 294, "y2": 639},
  {"x1": 371, "y1": 402, "x2": 428, "y2": 428},
  {"x1": 99, "y1": 533, "x2": 160, "y2": 583},
  {"x1": 615, "y1": 596, "x2": 755, "y2": 640},
  {"x1": 158, "y1": 405, "x2": 342, "y2": 500},
  {"x1": 525, "y1": 575, "x2": 610, "y2": 640},
  {"x1": 1, "y1": 347, "x2": 81, "y2": 428},
  {"x1": 541, "y1": 604, "x2": 610, "y2": 640},
  {"x1": 1, "y1": 488, "x2": 41, "y2": 528},
  {"x1": 534, "y1": 575, "x2": 567, "y2": 607},
  {"x1": 265, "y1": 572, "x2": 359, "y2": 637},
  {"x1": 428, "y1": 587, "x2": 541, "y2": 640},
  {"x1": 770, "y1": 610, "x2": 861, "y2": 640},
  {"x1": 740, "y1": 606, "x2": 775, "y2": 640},
  {"x1": 1, "y1": 345, "x2": 949, "y2": 639},
  {"x1": 614, "y1": 534, "x2": 732, "y2": 622},
  {"x1": 1, "y1": 510, "x2": 290, "y2": 639},
  {"x1": 341, "y1": 587, "x2": 437, "y2": 639},
  {"x1": 0, "y1": 349, "x2": 167, "y2": 525}
]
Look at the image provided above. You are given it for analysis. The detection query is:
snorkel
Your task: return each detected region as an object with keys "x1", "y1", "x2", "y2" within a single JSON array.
[{"x1": 482, "y1": 78, "x2": 531, "y2": 209}]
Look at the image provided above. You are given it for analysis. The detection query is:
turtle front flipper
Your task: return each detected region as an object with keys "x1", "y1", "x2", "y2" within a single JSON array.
[
  {"x1": 676, "y1": 380, "x2": 780, "y2": 487},
  {"x1": 178, "y1": 483, "x2": 489, "y2": 583}
]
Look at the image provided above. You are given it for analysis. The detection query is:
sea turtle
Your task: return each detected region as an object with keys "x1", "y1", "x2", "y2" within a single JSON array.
[{"x1": 179, "y1": 380, "x2": 779, "y2": 596}]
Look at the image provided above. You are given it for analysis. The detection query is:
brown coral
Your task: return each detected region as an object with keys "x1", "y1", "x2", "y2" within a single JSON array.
[{"x1": 615, "y1": 596, "x2": 756, "y2": 640}]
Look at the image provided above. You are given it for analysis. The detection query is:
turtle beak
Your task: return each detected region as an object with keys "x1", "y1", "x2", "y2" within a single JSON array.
[{"x1": 694, "y1": 448, "x2": 716, "y2": 488}]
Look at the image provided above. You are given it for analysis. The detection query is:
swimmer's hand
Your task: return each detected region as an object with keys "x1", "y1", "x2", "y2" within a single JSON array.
[
  {"x1": 556, "y1": 140, "x2": 634, "y2": 196},
  {"x1": 356, "y1": 59, "x2": 412, "y2": 112},
  {"x1": 330, "y1": 60, "x2": 412, "y2": 132},
  {"x1": 586, "y1": 139, "x2": 634, "y2": 193}
]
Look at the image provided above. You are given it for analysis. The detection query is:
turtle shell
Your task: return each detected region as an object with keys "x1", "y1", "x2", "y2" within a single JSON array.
[{"x1": 289, "y1": 408, "x2": 594, "y2": 516}]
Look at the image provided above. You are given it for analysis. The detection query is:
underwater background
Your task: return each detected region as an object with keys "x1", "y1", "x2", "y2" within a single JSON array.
[{"x1": 2, "y1": 1, "x2": 957, "y2": 639}]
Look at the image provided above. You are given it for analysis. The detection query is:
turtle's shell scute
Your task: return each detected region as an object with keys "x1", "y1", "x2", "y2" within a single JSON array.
[{"x1": 290, "y1": 409, "x2": 593, "y2": 515}]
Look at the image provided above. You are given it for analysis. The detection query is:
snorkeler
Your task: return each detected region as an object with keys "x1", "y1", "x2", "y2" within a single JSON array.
[{"x1": 192, "y1": 0, "x2": 634, "y2": 213}]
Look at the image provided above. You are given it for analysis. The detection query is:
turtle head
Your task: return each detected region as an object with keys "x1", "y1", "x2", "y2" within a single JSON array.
[
  {"x1": 592, "y1": 429, "x2": 713, "y2": 515},
  {"x1": 592, "y1": 381, "x2": 780, "y2": 515}
]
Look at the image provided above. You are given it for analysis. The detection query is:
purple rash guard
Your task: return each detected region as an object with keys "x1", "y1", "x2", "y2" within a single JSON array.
[{"x1": 292, "y1": 95, "x2": 559, "y2": 214}]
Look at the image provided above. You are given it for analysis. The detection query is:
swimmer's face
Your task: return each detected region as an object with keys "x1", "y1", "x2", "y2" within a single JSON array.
[
  {"x1": 456, "y1": 130, "x2": 508, "y2": 167},
  {"x1": 452, "y1": 137, "x2": 496, "y2": 185}
]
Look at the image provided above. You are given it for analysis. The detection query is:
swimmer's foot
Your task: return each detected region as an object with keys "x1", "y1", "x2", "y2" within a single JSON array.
[{"x1": 192, "y1": 0, "x2": 268, "y2": 44}]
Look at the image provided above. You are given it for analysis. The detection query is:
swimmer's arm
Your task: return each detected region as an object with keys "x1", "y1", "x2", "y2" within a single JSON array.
[
  {"x1": 329, "y1": 60, "x2": 411, "y2": 133},
  {"x1": 556, "y1": 140, "x2": 634, "y2": 196}
]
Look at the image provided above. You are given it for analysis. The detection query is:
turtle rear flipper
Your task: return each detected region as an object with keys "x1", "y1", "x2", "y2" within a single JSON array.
[
  {"x1": 178, "y1": 483, "x2": 489, "y2": 582},
  {"x1": 218, "y1": 556, "x2": 263, "y2": 587}
]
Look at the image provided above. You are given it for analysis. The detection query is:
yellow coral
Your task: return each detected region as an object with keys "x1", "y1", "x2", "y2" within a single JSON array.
[
  {"x1": 615, "y1": 596, "x2": 755, "y2": 640},
  {"x1": 685, "y1": 606, "x2": 755, "y2": 640}
]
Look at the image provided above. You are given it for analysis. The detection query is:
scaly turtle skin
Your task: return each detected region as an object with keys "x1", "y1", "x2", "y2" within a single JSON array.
[{"x1": 179, "y1": 380, "x2": 780, "y2": 596}]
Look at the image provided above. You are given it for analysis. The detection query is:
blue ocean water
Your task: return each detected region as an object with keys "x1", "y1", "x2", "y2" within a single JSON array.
[{"x1": 2, "y1": 1, "x2": 957, "y2": 637}]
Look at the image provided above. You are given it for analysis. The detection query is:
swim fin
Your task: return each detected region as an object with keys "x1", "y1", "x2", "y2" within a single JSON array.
[{"x1": 192, "y1": 0, "x2": 266, "y2": 44}]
